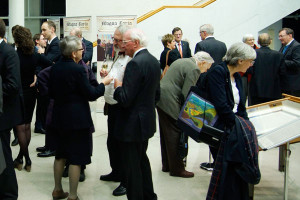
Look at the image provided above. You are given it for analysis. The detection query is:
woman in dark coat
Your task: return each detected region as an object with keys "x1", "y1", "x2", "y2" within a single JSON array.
[
  {"x1": 199, "y1": 42, "x2": 257, "y2": 200},
  {"x1": 12, "y1": 26, "x2": 52, "y2": 172},
  {"x1": 49, "y1": 36, "x2": 112, "y2": 200},
  {"x1": 159, "y1": 33, "x2": 178, "y2": 71}
]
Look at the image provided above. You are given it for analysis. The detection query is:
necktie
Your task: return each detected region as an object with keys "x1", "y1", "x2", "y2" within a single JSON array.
[
  {"x1": 178, "y1": 43, "x2": 183, "y2": 58},
  {"x1": 282, "y1": 45, "x2": 289, "y2": 54},
  {"x1": 118, "y1": 51, "x2": 125, "y2": 56}
]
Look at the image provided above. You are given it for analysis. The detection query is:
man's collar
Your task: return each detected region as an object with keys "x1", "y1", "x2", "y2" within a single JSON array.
[
  {"x1": 48, "y1": 36, "x2": 57, "y2": 45},
  {"x1": 205, "y1": 36, "x2": 214, "y2": 40},
  {"x1": 0, "y1": 39, "x2": 3, "y2": 44},
  {"x1": 286, "y1": 39, "x2": 294, "y2": 46},
  {"x1": 133, "y1": 47, "x2": 146, "y2": 58}
]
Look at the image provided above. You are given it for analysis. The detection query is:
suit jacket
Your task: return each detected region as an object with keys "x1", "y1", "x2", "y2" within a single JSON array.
[
  {"x1": 82, "y1": 38, "x2": 93, "y2": 65},
  {"x1": 279, "y1": 39, "x2": 300, "y2": 91},
  {"x1": 113, "y1": 49, "x2": 161, "y2": 142},
  {"x1": 0, "y1": 41, "x2": 23, "y2": 131},
  {"x1": 194, "y1": 37, "x2": 227, "y2": 67},
  {"x1": 174, "y1": 40, "x2": 192, "y2": 58},
  {"x1": 249, "y1": 47, "x2": 285, "y2": 99},
  {"x1": 202, "y1": 62, "x2": 248, "y2": 130},
  {"x1": 49, "y1": 58, "x2": 105, "y2": 131},
  {"x1": 44, "y1": 37, "x2": 61, "y2": 64},
  {"x1": 157, "y1": 57, "x2": 201, "y2": 120}
]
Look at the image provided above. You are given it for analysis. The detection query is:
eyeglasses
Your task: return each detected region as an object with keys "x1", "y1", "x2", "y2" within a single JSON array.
[
  {"x1": 112, "y1": 37, "x2": 122, "y2": 43},
  {"x1": 278, "y1": 34, "x2": 287, "y2": 38},
  {"x1": 174, "y1": 34, "x2": 182, "y2": 36},
  {"x1": 122, "y1": 40, "x2": 133, "y2": 44},
  {"x1": 77, "y1": 48, "x2": 84, "y2": 51}
]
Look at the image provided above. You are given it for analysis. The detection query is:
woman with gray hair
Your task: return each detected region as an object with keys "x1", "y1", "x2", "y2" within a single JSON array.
[
  {"x1": 198, "y1": 42, "x2": 257, "y2": 200},
  {"x1": 242, "y1": 34, "x2": 259, "y2": 49},
  {"x1": 157, "y1": 51, "x2": 214, "y2": 178},
  {"x1": 49, "y1": 36, "x2": 112, "y2": 200}
]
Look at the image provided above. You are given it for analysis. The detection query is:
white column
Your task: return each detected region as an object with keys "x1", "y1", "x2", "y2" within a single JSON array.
[{"x1": 8, "y1": 0, "x2": 25, "y2": 43}]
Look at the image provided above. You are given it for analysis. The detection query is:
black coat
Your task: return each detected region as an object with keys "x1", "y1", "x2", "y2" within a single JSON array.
[
  {"x1": 44, "y1": 37, "x2": 61, "y2": 64},
  {"x1": 194, "y1": 37, "x2": 227, "y2": 67},
  {"x1": 49, "y1": 58, "x2": 105, "y2": 131},
  {"x1": 0, "y1": 41, "x2": 24, "y2": 131},
  {"x1": 82, "y1": 38, "x2": 93, "y2": 65},
  {"x1": 279, "y1": 39, "x2": 300, "y2": 91},
  {"x1": 198, "y1": 62, "x2": 248, "y2": 131},
  {"x1": 113, "y1": 49, "x2": 161, "y2": 142},
  {"x1": 249, "y1": 46, "x2": 285, "y2": 99},
  {"x1": 173, "y1": 41, "x2": 192, "y2": 58}
]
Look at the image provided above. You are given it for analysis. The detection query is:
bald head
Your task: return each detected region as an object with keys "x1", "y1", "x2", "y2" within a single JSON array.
[
  {"x1": 258, "y1": 33, "x2": 271, "y2": 47},
  {"x1": 70, "y1": 27, "x2": 82, "y2": 38}
]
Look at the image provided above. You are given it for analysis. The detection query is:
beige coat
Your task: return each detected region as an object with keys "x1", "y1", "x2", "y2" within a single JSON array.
[{"x1": 157, "y1": 57, "x2": 201, "y2": 120}]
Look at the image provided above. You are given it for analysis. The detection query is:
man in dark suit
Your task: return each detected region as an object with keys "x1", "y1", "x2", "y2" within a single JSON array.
[
  {"x1": 194, "y1": 24, "x2": 227, "y2": 67},
  {"x1": 0, "y1": 19, "x2": 23, "y2": 200},
  {"x1": 37, "y1": 20, "x2": 61, "y2": 157},
  {"x1": 171, "y1": 27, "x2": 191, "y2": 59},
  {"x1": 195, "y1": 24, "x2": 227, "y2": 171},
  {"x1": 279, "y1": 28, "x2": 300, "y2": 97},
  {"x1": 249, "y1": 33, "x2": 285, "y2": 105},
  {"x1": 70, "y1": 28, "x2": 93, "y2": 66},
  {"x1": 113, "y1": 28, "x2": 160, "y2": 200}
]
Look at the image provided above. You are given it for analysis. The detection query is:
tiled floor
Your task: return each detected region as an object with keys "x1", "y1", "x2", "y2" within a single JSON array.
[{"x1": 10, "y1": 99, "x2": 300, "y2": 200}]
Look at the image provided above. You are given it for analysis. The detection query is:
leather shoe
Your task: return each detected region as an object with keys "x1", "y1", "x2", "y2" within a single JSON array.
[
  {"x1": 79, "y1": 171, "x2": 85, "y2": 182},
  {"x1": 52, "y1": 190, "x2": 69, "y2": 200},
  {"x1": 100, "y1": 173, "x2": 120, "y2": 182},
  {"x1": 37, "y1": 150, "x2": 56, "y2": 157},
  {"x1": 11, "y1": 138, "x2": 19, "y2": 146},
  {"x1": 170, "y1": 170, "x2": 194, "y2": 178},
  {"x1": 112, "y1": 184, "x2": 126, "y2": 196},
  {"x1": 200, "y1": 162, "x2": 214, "y2": 171},
  {"x1": 36, "y1": 146, "x2": 47, "y2": 152},
  {"x1": 34, "y1": 128, "x2": 46, "y2": 134}
]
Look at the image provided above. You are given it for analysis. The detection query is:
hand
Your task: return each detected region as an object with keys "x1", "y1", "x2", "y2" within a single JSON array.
[
  {"x1": 101, "y1": 75, "x2": 113, "y2": 86},
  {"x1": 100, "y1": 69, "x2": 108, "y2": 77},
  {"x1": 30, "y1": 75, "x2": 37, "y2": 87},
  {"x1": 38, "y1": 47, "x2": 45, "y2": 54},
  {"x1": 114, "y1": 78, "x2": 122, "y2": 89}
]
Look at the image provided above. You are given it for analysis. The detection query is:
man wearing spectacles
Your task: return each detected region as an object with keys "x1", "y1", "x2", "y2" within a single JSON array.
[
  {"x1": 99, "y1": 25, "x2": 131, "y2": 197},
  {"x1": 279, "y1": 28, "x2": 300, "y2": 97},
  {"x1": 171, "y1": 27, "x2": 191, "y2": 59},
  {"x1": 113, "y1": 28, "x2": 160, "y2": 200}
]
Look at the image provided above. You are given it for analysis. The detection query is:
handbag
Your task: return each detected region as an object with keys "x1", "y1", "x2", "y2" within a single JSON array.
[
  {"x1": 160, "y1": 50, "x2": 171, "y2": 80},
  {"x1": 177, "y1": 86, "x2": 224, "y2": 148}
]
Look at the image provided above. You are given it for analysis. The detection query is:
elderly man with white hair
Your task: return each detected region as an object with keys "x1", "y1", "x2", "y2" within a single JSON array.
[{"x1": 113, "y1": 28, "x2": 160, "y2": 200}]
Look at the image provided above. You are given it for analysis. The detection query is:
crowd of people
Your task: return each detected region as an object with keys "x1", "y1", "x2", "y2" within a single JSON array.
[{"x1": 0, "y1": 17, "x2": 300, "y2": 200}]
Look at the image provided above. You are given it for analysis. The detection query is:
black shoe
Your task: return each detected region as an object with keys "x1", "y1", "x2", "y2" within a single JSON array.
[
  {"x1": 37, "y1": 150, "x2": 55, "y2": 157},
  {"x1": 112, "y1": 184, "x2": 126, "y2": 196},
  {"x1": 79, "y1": 171, "x2": 85, "y2": 182},
  {"x1": 200, "y1": 162, "x2": 214, "y2": 171},
  {"x1": 34, "y1": 128, "x2": 46, "y2": 134},
  {"x1": 100, "y1": 172, "x2": 120, "y2": 182},
  {"x1": 62, "y1": 167, "x2": 69, "y2": 178},
  {"x1": 36, "y1": 146, "x2": 47, "y2": 152},
  {"x1": 11, "y1": 138, "x2": 19, "y2": 146}
]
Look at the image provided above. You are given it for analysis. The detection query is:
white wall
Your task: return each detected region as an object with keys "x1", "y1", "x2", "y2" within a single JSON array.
[{"x1": 67, "y1": 0, "x2": 300, "y2": 60}]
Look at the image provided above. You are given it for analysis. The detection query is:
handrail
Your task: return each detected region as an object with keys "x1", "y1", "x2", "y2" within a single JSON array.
[
  {"x1": 93, "y1": 0, "x2": 216, "y2": 47},
  {"x1": 137, "y1": 0, "x2": 216, "y2": 23}
]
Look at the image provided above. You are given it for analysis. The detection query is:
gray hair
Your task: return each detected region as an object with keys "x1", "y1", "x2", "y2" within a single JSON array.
[
  {"x1": 59, "y1": 36, "x2": 81, "y2": 58},
  {"x1": 117, "y1": 24, "x2": 130, "y2": 35},
  {"x1": 128, "y1": 28, "x2": 148, "y2": 47},
  {"x1": 242, "y1": 34, "x2": 254, "y2": 43},
  {"x1": 70, "y1": 27, "x2": 82, "y2": 38},
  {"x1": 194, "y1": 51, "x2": 214, "y2": 64},
  {"x1": 223, "y1": 42, "x2": 256, "y2": 66},
  {"x1": 200, "y1": 24, "x2": 214, "y2": 35}
]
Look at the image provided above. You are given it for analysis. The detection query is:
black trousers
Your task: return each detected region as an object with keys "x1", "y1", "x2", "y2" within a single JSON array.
[
  {"x1": 120, "y1": 140, "x2": 157, "y2": 200},
  {"x1": 107, "y1": 104, "x2": 123, "y2": 181},
  {"x1": 0, "y1": 129, "x2": 18, "y2": 200}
]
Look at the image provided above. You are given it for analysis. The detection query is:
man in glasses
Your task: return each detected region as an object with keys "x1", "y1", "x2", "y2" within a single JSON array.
[
  {"x1": 172, "y1": 27, "x2": 191, "y2": 59},
  {"x1": 99, "y1": 25, "x2": 131, "y2": 197},
  {"x1": 113, "y1": 28, "x2": 160, "y2": 200},
  {"x1": 279, "y1": 28, "x2": 300, "y2": 97}
]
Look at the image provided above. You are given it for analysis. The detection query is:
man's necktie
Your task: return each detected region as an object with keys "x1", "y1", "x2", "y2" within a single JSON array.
[
  {"x1": 282, "y1": 45, "x2": 289, "y2": 54},
  {"x1": 178, "y1": 43, "x2": 183, "y2": 58}
]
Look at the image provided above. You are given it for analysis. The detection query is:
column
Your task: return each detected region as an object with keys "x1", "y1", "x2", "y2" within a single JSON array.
[{"x1": 8, "y1": 0, "x2": 25, "y2": 43}]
